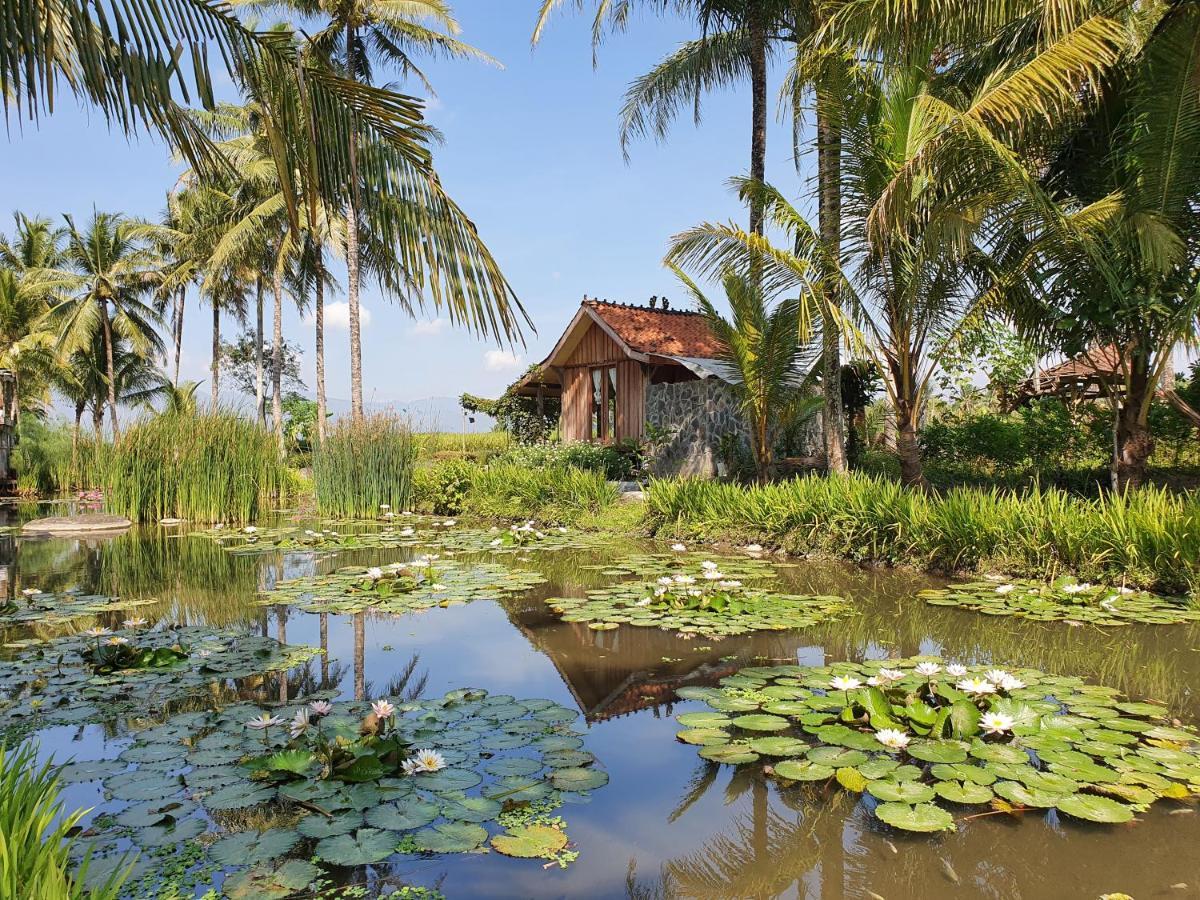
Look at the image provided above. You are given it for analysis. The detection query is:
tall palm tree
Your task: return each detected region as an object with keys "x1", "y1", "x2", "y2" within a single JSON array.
[
  {"x1": 30, "y1": 212, "x2": 166, "y2": 441},
  {"x1": 673, "y1": 266, "x2": 815, "y2": 481}
]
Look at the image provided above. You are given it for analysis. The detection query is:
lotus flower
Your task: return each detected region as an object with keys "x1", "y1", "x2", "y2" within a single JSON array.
[
  {"x1": 246, "y1": 713, "x2": 284, "y2": 731},
  {"x1": 82, "y1": 627, "x2": 112, "y2": 638},
  {"x1": 670, "y1": 543, "x2": 687, "y2": 552},
  {"x1": 829, "y1": 676, "x2": 862, "y2": 692},
  {"x1": 956, "y1": 678, "x2": 996, "y2": 695},
  {"x1": 404, "y1": 749, "x2": 447, "y2": 774},
  {"x1": 308, "y1": 700, "x2": 333, "y2": 717},
  {"x1": 371, "y1": 700, "x2": 396, "y2": 720},
  {"x1": 999, "y1": 675, "x2": 1025, "y2": 691},
  {"x1": 877, "y1": 668, "x2": 906, "y2": 683},
  {"x1": 984, "y1": 669, "x2": 1010, "y2": 684},
  {"x1": 945, "y1": 664, "x2": 968, "y2": 677},
  {"x1": 104, "y1": 636, "x2": 130, "y2": 645},
  {"x1": 915, "y1": 662, "x2": 942, "y2": 677},
  {"x1": 994, "y1": 584, "x2": 1015, "y2": 594},
  {"x1": 365, "y1": 567, "x2": 384, "y2": 581},
  {"x1": 289, "y1": 709, "x2": 311, "y2": 739},
  {"x1": 875, "y1": 729, "x2": 910, "y2": 751},
  {"x1": 981, "y1": 712, "x2": 1015, "y2": 735}
]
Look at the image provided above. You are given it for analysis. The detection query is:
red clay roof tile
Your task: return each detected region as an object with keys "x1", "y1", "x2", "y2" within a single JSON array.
[{"x1": 584, "y1": 300, "x2": 725, "y2": 359}]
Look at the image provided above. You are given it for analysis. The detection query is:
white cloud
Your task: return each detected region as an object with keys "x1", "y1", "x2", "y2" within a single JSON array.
[
  {"x1": 408, "y1": 318, "x2": 447, "y2": 337},
  {"x1": 483, "y1": 349, "x2": 525, "y2": 373},
  {"x1": 304, "y1": 302, "x2": 370, "y2": 331}
]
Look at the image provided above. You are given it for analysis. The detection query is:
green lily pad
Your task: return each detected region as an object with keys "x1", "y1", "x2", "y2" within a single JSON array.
[
  {"x1": 774, "y1": 759, "x2": 835, "y2": 781},
  {"x1": 874, "y1": 802, "x2": 956, "y2": 832},
  {"x1": 224, "y1": 860, "x2": 319, "y2": 900},
  {"x1": 209, "y1": 829, "x2": 299, "y2": 867},
  {"x1": 364, "y1": 799, "x2": 440, "y2": 831},
  {"x1": 1055, "y1": 794, "x2": 1136, "y2": 823},
  {"x1": 866, "y1": 781, "x2": 936, "y2": 804},
  {"x1": 490, "y1": 824, "x2": 569, "y2": 858},
  {"x1": 316, "y1": 828, "x2": 401, "y2": 866},
  {"x1": 411, "y1": 822, "x2": 488, "y2": 853},
  {"x1": 550, "y1": 767, "x2": 609, "y2": 791}
]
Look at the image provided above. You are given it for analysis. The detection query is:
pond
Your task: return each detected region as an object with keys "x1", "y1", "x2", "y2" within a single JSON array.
[{"x1": 5, "y1": 504, "x2": 1200, "y2": 899}]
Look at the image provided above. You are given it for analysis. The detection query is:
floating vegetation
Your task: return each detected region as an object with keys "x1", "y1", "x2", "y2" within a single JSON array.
[
  {"x1": 675, "y1": 657, "x2": 1200, "y2": 832},
  {"x1": 427, "y1": 522, "x2": 614, "y2": 556},
  {"x1": 920, "y1": 578, "x2": 1200, "y2": 626},
  {"x1": 546, "y1": 560, "x2": 850, "y2": 637},
  {"x1": 0, "y1": 626, "x2": 318, "y2": 733},
  {"x1": 196, "y1": 521, "x2": 442, "y2": 556},
  {"x1": 579, "y1": 551, "x2": 779, "y2": 583},
  {"x1": 0, "y1": 588, "x2": 156, "y2": 627},
  {"x1": 68, "y1": 690, "x2": 607, "y2": 893},
  {"x1": 260, "y1": 557, "x2": 546, "y2": 615}
]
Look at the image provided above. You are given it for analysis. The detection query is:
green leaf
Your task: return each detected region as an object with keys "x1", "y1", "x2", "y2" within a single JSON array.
[
  {"x1": 411, "y1": 822, "x2": 488, "y2": 853},
  {"x1": 866, "y1": 780, "x2": 936, "y2": 803},
  {"x1": 490, "y1": 824, "x2": 568, "y2": 858},
  {"x1": 316, "y1": 828, "x2": 401, "y2": 866},
  {"x1": 222, "y1": 860, "x2": 320, "y2": 900},
  {"x1": 933, "y1": 781, "x2": 994, "y2": 804},
  {"x1": 1055, "y1": 794, "x2": 1135, "y2": 823},
  {"x1": 874, "y1": 802, "x2": 956, "y2": 832},
  {"x1": 209, "y1": 829, "x2": 299, "y2": 867},
  {"x1": 364, "y1": 799, "x2": 439, "y2": 831},
  {"x1": 906, "y1": 740, "x2": 968, "y2": 764},
  {"x1": 949, "y1": 700, "x2": 982, "y2": 740},
  {"x1": 550, "y1": 767, "x2": 609, "y2": 791}
]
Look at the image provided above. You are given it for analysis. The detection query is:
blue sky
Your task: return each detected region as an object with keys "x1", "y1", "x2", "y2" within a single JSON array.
[{"x1": 0, "y1": 2, "x2": 815, "y2": 421}]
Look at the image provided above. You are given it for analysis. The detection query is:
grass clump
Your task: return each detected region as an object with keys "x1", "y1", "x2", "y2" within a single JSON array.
[
  {"x1": 11, "y1": 420, "x2": 107, "y2": 495},
  {"x1": 0, "y1": 742, "x2": 130, "y2": 899},
  {"x1": 314, "y1": 415, "x2": 418, "y2": 519},
  {"x1": 645, "y1": 473, "x2": 1200, "y2": 594},
  {"x1": 103, "y1": 411, "x2": 284, "y2": 524}
]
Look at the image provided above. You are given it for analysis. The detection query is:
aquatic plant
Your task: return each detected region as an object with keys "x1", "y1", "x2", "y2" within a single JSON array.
[
  {"x1": 67, "y1": 690, "x2": 607, "y2": 892},
  {"x1": 921, "y1": 577, "x2": 1200, "y2": 625},
  {"x1": 674, "y1": 657, "x2": 1200, "y2": 832},
  {"x1": 418, "y1": 462, "x2": 620, "y2": 525},
  {"x1": 101, "y1": 412, "x2": 285, "y2": 523},
  {"x1": 645, "y1": 474, "x2": 1200, "y2": 594},
  {"x1": 0, "y1": 742, "x2": 131, "y2": 899},
  {"x1": 313, "y1": 416, "x2": 418, "y2": 519},
  {"x1": 0, "y1": 587, "x2": 155, "y2": 627}
]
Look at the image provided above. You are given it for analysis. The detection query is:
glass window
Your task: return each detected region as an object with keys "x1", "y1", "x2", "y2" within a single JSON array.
[
  {"x1": 606, "y1": 366, "x2": 618, "y2": 440},
  {"x1": 591, "y1": 368, "x2": 603, "y2": 440}
]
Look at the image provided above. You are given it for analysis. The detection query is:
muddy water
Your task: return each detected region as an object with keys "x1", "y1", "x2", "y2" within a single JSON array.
[{"x1": 6, "y1": 510, "x2": 1200, "y2": 900}]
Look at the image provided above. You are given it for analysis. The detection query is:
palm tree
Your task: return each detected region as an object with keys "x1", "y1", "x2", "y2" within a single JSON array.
[
  {"x1": 672, "y1": 266, "x2": 814, "y2": 481},
  {"x1": 30, "y1": 212, "x2": 166, "y2": 442},
  {"x1": 125, "y1": 376, "x2": 203, "y2": 415}
]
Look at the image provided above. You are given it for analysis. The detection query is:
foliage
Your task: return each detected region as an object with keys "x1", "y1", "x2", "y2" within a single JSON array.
[
  {"x1": 221, "y1": 332, "x2": 305, "y2": 399},
  {"x1": 415, "y1": 431, "x2": 511, "y2": 462},
  {"x1": 101, "y1": 412, "x2": 285, "y2": 523},
  {"x1": 412, "y1": 460, "x2": 474, "y2": 515},
  {"x1": 0, "y1": 742, "x2": 131, "y2": 899},
  {"x1": 934, "y1": 320, "x2": 1039, "y2": 406},
  {"x1": 313, "y1": 416, "x2": 417, "y2": 519},
  {"x1": 281, "y1": 393, "x2": 318, "y2": 455},
  {"x1": 494, "y1": 442, "x2": 639, "y2": 481},
  {"x1": 674, "y1": 658, "x2": 1200, "y2": 832},
  {"x1": 460, "y1": 369, "x2": 559, "y2": 444},
  {"x1": 645, "y1": 473, "x2": 1200, "y2": 595},
  {"x1": 447, "y1": 462, "x2": 620, "y2": 526}
]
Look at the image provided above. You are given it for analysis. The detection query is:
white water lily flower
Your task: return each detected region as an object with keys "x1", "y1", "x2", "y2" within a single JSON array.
[
  {"x1": 308, "y1": 700, "x2": 333, "y2": 717},
  {"x1": 875, "y1": 728, "x2": 910, "y2": 750},
  {"x1": 877, "y1": 669, "x2": 906, "y2": 683},
  {"x1": 408, "y1": 749, "x2": 447, "y2": 773},
  {"x1": 829, "y1": 676, "x2": 863, "y2": 692},
  {"x1": 994, "y1": 584, "x2": 1016, "y2": 594},
  {"x1": 702, "y1": 570, "x2": 725, "y2": 580},
  {"x1": 945, "y1": 664, "x2": 968, "y2": 677},
  {"x1": 104, "y1": 636, "x2": 130, "y2": 645},
  {"x1": 401, "y1": 511, "x2": 413, "y2": 516},
  {"x1": 289, "y1": 709, "x2": 311, "y2": 739},
  {"x1": 196, "y1": 650, "x2": 212, "y2": 658},
  {"x1": 371, "y1": 700, "x2": 396, "y2": 720},
  {"x1": 700, "y1": 561, "x2": 719, "y2": 571},
  {"x1": 243, "y1": 526, "x2": 258, "y2": 534},
  {"x1": 866, "y1": 676, "x2": 882, "y2": 687},
  {"x1": 999, "y1": 675, "x2": 1026, "y2": 691},
  {"x1": 246, "y1": 714, "x2": 284, "y2": 730},
  {"x1": 20, "y1": 588, "x2": 41, "y2": 597},
  {"x1": 673, "y1": 575, "x2": 696, "y2": 585},
  {"x1": 83, "y1": 627, "x2": 112, "y2": 638},
  {"x1": 1117, "y1": 586, "x2": 1135, "y2": 595},
  {"x1": 984, "y1": 669, "x2": 1010, "y2": 684},
  {"x1": 654, "y1": 586, "x2": 668, "y2": 597},
  {"x1": 1061, "y1": 582, "x2": 1092, "y2": 594},
  {"x1": 670, "y1": 543, "x2": 687, "y2": 552},
  {"x1": 380, "y1": 504, "x2": 390, "y2": 510},
  {"x1": 401, "y1": 528, "x2": 416, "y2": 537},
  {"x1": 558, "y1": 527, "x2": 568, "y2": 533},
  {"x1": 122, "y1": 617, "x2": 148, "y2": 629},
  {"x1": 636, "y1": 598, "x2": 652, "y2": 607},
  {"x1": 980, "y1": 712, "x2": 1015, "y2": 735},
  {"x1": 490, "y1": 538, "x2": 503, "y2": 546},
  {"x1": 365, "y1": 567, "x2": 384, "y2": 581},
  {"x1": 717, "y1": 580, "x2": 743, "y2": 589},
  {"x1": 444, "y1": 519, "x2": 457, "y2": 526},
  {"x1": 535, "y1": 531, "x2": 545, "y2": 539},
  {"x1": 956, "y1": 678, "x2": 996, "y2": 695},
  {"x1": 383, "y1": 512, "x2": 396, "y2": 519},
  {"x1": 915, "y1": 662, "x2": 942, "y2": 677},
  {"x1": 430, "y1": 583, "x2": 446, "y2": 591},
  {"x1": 657, "y1": 577, "x2": 674, "y2": 587},
  {"x1": 744, "y1": 544, "x2": 763, "y2": 553},
  {"x1": 687, "y1": 588, "x2": 703, "y2": 597}
]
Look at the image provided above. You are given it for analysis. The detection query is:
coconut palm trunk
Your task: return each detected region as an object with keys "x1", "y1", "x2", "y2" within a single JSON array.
[
  {"x1": 747, "y1": 7, "x2": 767, "y2": 237},
  {"x1": 816, "y1": 97, "x2": 847, "y2": 473},
  {"x1": 894, "y1": 393, "x2": 925, "y2": 489},
  {"x1": 255, "y1": 276, "x2": 265, "y2": 425},
  {"x1": 99, "y1": 299, "x2": 120, "y2": 442},
  {"x1": 1114, "y1": 351, "x2": 1155, "y2": 490},
  {"x1": 210, "y1": 302, "x2": 220, "y2": 410},
  {"x1": 71, "y1": 401, "x2": 84, "y2": 479},
  {"x1": 315, "y1": 266, "x2": 327, "y2": 445},
  {"x1": 346, "y1": 21, "x2": 365, "y2": 424},
  {"x1": 271, "y1": 267, "x2": 285, "y2": 455},
  {"x1": 172, "y1": 287, "x2": 185, "y2": 386}
]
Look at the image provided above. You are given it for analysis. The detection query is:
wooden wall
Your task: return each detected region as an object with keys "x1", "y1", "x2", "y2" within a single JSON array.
[{"x1": 559, "y1": 321, "x2": 645, "y2": 443}]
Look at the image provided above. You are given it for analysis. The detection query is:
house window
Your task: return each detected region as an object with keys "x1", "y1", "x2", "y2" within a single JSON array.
[{"x1": 590, "y1": 365, "x2": 618, "y2": 441}]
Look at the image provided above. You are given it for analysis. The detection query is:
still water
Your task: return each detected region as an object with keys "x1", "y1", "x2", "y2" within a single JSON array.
[{"x1": 5, "y1": 505, "x2": 1200, "y2": 899}]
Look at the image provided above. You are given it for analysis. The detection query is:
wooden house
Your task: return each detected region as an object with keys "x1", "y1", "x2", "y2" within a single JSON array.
[{"x1": 512, "y1": 297, "x2": 820, "y2": 476}]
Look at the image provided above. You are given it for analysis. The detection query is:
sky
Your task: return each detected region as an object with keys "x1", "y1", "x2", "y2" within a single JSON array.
[{"x1": 0, "y1": 2, "x2": 816, "y2": 424}]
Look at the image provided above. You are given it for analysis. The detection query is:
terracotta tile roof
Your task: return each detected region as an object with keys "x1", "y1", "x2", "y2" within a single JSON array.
[
  {"x1": 584, "y1": 300, "x2": 725, "y2": 359},
  {"x1": 1037, "y1": 345, "x2": 1122, "y2": 381}
]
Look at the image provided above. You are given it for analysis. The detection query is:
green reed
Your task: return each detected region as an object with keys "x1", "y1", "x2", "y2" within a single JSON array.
[
  {"x1": 463, "y1": 462, "x2": 619, "y2": 524},
  {"x1": 102, "y1": 412, "x2": 284, "y2": 523},
  {"x1": 313, "y1": 415, "x2": 418, "y2": 519},
  {"x1": 645, "y1": 473, "x2": 1200, "y2": 594},
  {"x1": 0, "y1": 742, "x2": 130, "y2": 899}
]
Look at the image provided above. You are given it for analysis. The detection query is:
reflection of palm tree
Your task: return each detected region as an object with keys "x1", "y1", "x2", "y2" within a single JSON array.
[
  {"x1": 353, "y1": 611, "x2": 365, "y2": 701},
  {"x1": 365, "y1": 653, "x2": 427, "y2": 702}
]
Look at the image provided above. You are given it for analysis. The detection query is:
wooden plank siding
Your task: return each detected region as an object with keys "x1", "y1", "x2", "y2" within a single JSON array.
[{"x1": 559, "y1": 322, "x2": 645, "y2": 443}]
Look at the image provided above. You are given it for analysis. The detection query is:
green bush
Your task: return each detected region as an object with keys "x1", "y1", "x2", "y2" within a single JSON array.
[
  {"x1": 645, "y1": 472, "x2": 1200, "y2": 594},
  {"x1": 494, "y1": 442, "x2": 638, "y2": 480},
  {"x1": 103, "y1": 411, "x2": 284, "y2": 524},
  {"x1": 413, "y1": 459, "x2": 474, "y2": 516},
  {"x1": 313, "y1": 416, "x2": 417, "y2": 519}
]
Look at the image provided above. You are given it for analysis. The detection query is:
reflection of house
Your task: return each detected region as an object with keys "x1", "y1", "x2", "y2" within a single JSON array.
[
  {"x1": 0, "y1": 371, "x2": 17, "y2": 491},
  {"x1": 512, "y1": 297, "x2": 818, "y2": 476}
]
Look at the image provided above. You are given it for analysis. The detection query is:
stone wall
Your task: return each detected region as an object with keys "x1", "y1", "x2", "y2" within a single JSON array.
[{"x1": 645, "y1": 379, "x2": 824, "y2": 478}]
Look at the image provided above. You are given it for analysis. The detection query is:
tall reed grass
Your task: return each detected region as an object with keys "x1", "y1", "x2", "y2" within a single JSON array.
[
  {"x1": 102, "y1": 412, "x2": 284, "y2": 524},
  {"x1": 11, "y1": 420, "x2": 107, "y2": 495},
  {"x1": 645, "y1": 473, "x2": 1200, "y2": 594},
  {"x1": 463, "y1": 462, "x2": 619, "y2": 524},
  {"x1": 313, "y1": 416, "x2": 418, "y2": 519},
  {"x1": 0, "y1": 742, "x2": 130, "y2": 899}
]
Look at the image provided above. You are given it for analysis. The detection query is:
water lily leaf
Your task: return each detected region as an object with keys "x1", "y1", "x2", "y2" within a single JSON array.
[
  {"x1": 806, "y1": 747, "x2": 868, "y2": 768},
  {"x1": 906, "y1": 741, "x2": 968, "y2": 764},
  {"x1": 934, "y1": 781, "x2": 994, "y2": 804},
  {"x1": 316, "y1": 828, "x2": 401, "y2": 866},
  {"x1": 949, "y1": 701, "x2": 981, "y2": 740},
  {"x1": 490, "y1": 824, "x2": 568, "y2": 858},
  {"x1": 541, "y1": 750, "x2": 595, "y2": 768},
  {"x1": 103, "y1": 771, "x2": 182, "y2": 802},
  {"x1": 441, "y1": 796, "x2": 502, "y2": 824},
  {"x1": 676, "y1": 712, "x2": 731, "y2": 728},
  {"x1": 992, "y1": 781, "x2": 1066, "y2": 808},
  {"x1": 205, "y1": 781, "x2": 276, "y2": 810},
  {"x1": 731, "y1": 714, "x2": 790, "y2": 732},
  {"x1": 699, "y1": 744, "x2": 759, "y2": 764},
  {"x1": 116, "y1": 799, "x2": 197, "y2": 829},
  {"x1": 858, "y1": 758, "x2": 900, "y2": 779},
  {"x1": 931, "y1": 763, "x2": 996, "y2": 786},
  {"x1": 677, "y1": 728, "x2": 730, "y2": 746},
  {"x1": 365, "y1": 799, "x2": 439, "y2": 831},
  {"x1": 774, "y1": 760, "x2": 834, "y2": 781},
  {"x1": 969, "y1": 742, "x2": 1028, "y2": 765},
  {"x1": 866, "y1": 781, "x2": 936, "y2": 804},
  {"x1": 298, "y1": 812, "x2": 363, "y2": 839},
  {"x1": 1055, "y1": 794, "x2": 1135, "y2": 823},
  {"x1": 484, "y1": 757, "x2": 543, "y2": 777},
  {"x1": 58, "y1": 759, "x2": 127, "y2": 784},
  {"x1": 550, "y1": 767, "x2": 609, "y2": 791},
  {"x1": 412, "y1": 767, "x2": 483, "y2": 793},
  {"x1": 411, "y1": 822, "x2": 488, "y2": 853},
  {"x1": 209, "y1": 829, "x2": 299, "y2": 867},
  {"x1": 836, "y1": 767, "x2": 869, "y2": 793},
  {"x1": 134, "y1": 816, "x2": 206, "y2": 848},
  {"x1": 747, "y1": 737, "x2": 809, "y2": 757},
  {"x1": 874, "y1": 802, "x2": 956, "y2": 832},
  {"x1": 224, "y1": 860, "x2": 319, "y2": 900},
  {"x1": 482, "y1": 776, "x2": 553, "y2": 801}
]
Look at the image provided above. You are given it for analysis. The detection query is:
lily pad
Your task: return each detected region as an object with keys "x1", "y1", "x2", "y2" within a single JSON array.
[
  {"x1": 874, "y1": 802, "x2": 956, "y2": 833},
  {"x1": 490, "y1": 824, "x2": 569, "y2": 858},
  {"x1": 316, "y1": 828, "x2": 401, "y2": 866}
]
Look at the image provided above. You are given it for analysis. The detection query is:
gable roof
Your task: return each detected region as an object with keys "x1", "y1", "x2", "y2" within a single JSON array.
[{"x1": 583, "y1": 300, "x2": 726, "y2": 359}]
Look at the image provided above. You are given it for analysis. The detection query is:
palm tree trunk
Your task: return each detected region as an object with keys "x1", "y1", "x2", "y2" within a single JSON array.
[
  {"x1": 747, "y1": 6, "x2": 767, "y2": 237},
  {"x1": 315, "y1": 264, "x2": 327, "y2": 445},
  {"x1": 271, "y1": 267, "x2": 285, "y2": 455},
  {"x1": 353, "y1": 610, "x2": 365, "y2": 701},
  {"x1": 71, "y1": 402, "x2": 84, "y2": 482},
  {"x1": 99, "y1": 300, "x2": 120, "y2": 442},
  {"x1": 1115, "y1": 354, "x2": 1154, "y2": 490},
  {"x1": 255, "y1": 276, "x2": 265, "y2": 425},
  {"x1": 816, "y1": 97, "x2": 847, "y2": 473},
  {"x1": 346, "y1": 21, "x2": 365, "y2": 424},
  {"x1": 172, "y1": 287, "x2": 185, "y2": 386},
  {"x1": 211, "y1": 302, "x2": 220, "y2": 410},
  {"x1": 895, "y1": 399, "x2": 926, "y2": 489}
]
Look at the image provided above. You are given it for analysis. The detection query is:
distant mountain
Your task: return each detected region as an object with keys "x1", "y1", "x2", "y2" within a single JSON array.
[{"x1": 323, "y1": 395, "x2": 496, "y2": 433}]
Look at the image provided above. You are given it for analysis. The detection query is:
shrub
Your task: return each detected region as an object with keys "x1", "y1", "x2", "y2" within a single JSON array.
[
  {"x1": 0, "y1": 742, "x2": 130, "y2": 899},
  {"x1": 103, "y1": 412, "x2": 284, "y2": 523},
  {"x1": 494, "y1": 442, "x2": 638, "y2": 480},
  {"x1": 313, "y1": 416, "x2": 418, "y2": 519},
  {"x1": 413, "y1": 459, "x2": 474, "y2": 515}
]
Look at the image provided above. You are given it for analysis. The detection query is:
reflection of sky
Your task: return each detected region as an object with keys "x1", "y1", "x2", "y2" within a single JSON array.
[{"x1": 8, "y1": 524, "x2": 1200, "y2": 898}]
